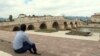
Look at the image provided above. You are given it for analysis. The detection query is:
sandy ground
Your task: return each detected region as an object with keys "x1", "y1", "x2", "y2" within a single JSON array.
[
  {"x1": 0, "y1": 30, "x2": 100, "y2": 56},
  {"x1": 26, "y1": 30, "x2": 100, "y2": 41}
]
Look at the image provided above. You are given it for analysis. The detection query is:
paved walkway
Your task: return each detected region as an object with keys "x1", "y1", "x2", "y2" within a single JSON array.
[
  {"x1": 26, "y1": 30, "x2": 100, "y2": 41},
  {"x1": 0, "y1": 30, "x2": 100, "y2": 56}
]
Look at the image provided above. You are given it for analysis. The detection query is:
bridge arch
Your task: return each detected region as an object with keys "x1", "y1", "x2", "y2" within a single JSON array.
[
  {"x1": 13, "y1": 26, "x2": 20, "y2": 31},
  {"x1": 52, "y1": 21, "x2": 59, "y2": 30},
  {"x1": 70, "y1": 22, "x2": 74, "y2": 28},
  {"x1": 64, "y1": 22, "x2": 67, "y2": 30},
  {"x1": 27, "y1": 24, "x2": 34, "y2": 30},
  {"x1": 75, "y1": 21, "x2": 78, "y2": 27},
  {"x1": 40, "y1": 23, "x2": 47, "y2": 29}
]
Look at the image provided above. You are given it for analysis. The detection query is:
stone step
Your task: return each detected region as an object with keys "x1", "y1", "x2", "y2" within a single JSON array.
[{"x1": 0, "y1": 51, "x2": 12, "y2": 56}]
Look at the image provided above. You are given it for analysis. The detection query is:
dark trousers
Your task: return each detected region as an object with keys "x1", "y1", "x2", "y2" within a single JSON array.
[{"x1": 14, "y1": 42, "x2": 37, "y2": 53}]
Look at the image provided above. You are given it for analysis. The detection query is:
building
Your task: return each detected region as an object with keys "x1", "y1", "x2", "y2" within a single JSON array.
[
  {"x1": 18, "y1": 14, "x2": 26, "y2": 18},
  {"x1": 91, "y1": 13, "x2": 100, "y2": 23}
]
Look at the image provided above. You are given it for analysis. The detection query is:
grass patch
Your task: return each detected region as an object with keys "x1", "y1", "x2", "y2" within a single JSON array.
[{"x1": 66, "y1": 30, "x2": 92, "y2": 36}]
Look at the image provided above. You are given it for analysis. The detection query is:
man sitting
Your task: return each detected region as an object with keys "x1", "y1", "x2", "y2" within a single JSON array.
[{"x1": 12, "y1": 24, "x2": 40, "y2": 55}]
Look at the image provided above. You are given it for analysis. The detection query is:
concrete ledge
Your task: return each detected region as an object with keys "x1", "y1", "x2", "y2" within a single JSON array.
[{"x1": 0, "y1": 51, "x2": 12, "y2": 56}]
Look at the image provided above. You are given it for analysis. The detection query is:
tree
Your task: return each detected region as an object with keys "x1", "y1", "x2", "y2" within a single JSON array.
[
  {"x1": 9, "y1": 15, "x2": 13, "y2": 21},
  {"x1": 32, "y1": 15, "x2": 35, "y2": 17}
]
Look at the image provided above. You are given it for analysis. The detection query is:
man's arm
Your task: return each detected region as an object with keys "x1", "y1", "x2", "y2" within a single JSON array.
[{"x1": 24, "y1": 35, "x2": 33, "y2": 45}]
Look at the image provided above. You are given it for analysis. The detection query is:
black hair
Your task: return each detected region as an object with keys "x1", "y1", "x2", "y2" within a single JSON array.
[{"x1": 20, "y1": 24, "x2": 26, "y2": 31}]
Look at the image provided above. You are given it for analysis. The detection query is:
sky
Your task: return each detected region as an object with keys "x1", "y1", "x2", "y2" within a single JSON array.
[{"x1": 0, "y1": 0, "x2": 100, "y2": 18}]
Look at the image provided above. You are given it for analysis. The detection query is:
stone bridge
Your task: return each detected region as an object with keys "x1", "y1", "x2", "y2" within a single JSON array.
[{"x1": 0, "y1": 15, "x2": 82, "y2": 31}]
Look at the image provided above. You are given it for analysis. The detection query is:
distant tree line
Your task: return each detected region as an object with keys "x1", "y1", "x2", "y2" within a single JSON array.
[{"x1": 64, "y1": 16, "x2": 90, "y2": 20}]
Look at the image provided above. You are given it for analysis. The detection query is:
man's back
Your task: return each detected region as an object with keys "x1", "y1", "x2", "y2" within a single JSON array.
[{"x1": 13, "y1": 31, "x2": 27, "y2": 50}]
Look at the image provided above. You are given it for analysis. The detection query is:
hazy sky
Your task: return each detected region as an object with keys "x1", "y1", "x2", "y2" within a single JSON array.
[{"x1": 0, "y1": 0, "x2": 100, "y2": 18}]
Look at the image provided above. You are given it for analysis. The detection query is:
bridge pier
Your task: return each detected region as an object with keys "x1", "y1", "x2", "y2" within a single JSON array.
[
  {"x1": 46, "y1": 22, "x2": 53, "y2": 30},
  {"x1": 33, "y1": 23, "x2": 40, "y2": 30},
  {"x1": 59, "y1": 21, "x2": 65, "y2": 30}
]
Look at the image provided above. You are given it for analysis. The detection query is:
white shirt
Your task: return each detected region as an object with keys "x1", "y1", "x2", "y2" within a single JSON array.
[{"x1": 13, "y1": 31, "x2": 33, "y2": 50}]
